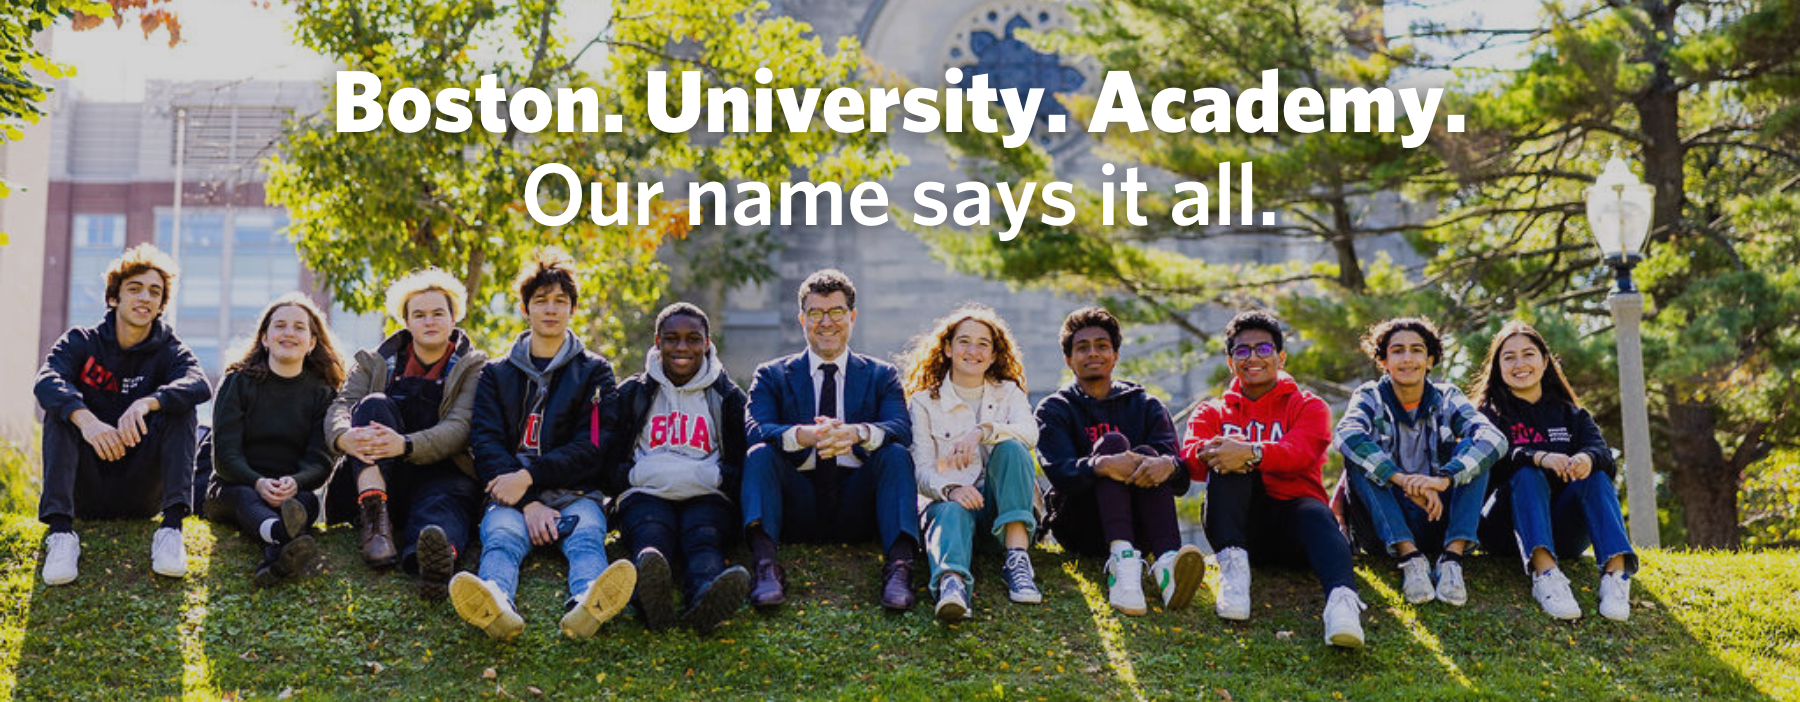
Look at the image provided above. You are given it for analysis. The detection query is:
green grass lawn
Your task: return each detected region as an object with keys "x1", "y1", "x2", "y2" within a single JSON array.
[{"x1": 1, "y1": 512, "x2": 1796, "y2": 701}]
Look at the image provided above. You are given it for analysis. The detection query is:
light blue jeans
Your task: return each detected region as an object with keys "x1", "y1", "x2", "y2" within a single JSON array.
[
  {"x1": 1510, "y1": 468, "x2": 1638, "y2": 575},
  {"x1": 477, "y1": 497, "x2": 608, "y2": 603},
  {"x1": 921, "y1": 440, "x2": 1039, "y2": 595},
  {"x1": 1349, "y1": 467, "x2": 1491, "y2": 557}
]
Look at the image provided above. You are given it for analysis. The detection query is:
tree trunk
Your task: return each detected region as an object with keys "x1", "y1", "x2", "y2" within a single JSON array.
[{"x1": 1666, "y1": 400, "x2": 1742, "y2": 549}]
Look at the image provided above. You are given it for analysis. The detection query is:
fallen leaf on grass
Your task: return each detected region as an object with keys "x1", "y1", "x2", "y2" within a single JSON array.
[
  {"x1": 1276, "y1": 631, "x2": 1293, "y2": 640},
  {"x1": 484, "y1": 668, "x2": 498, "y2": 680},
  {"x1": 364, "y1": 661, "x2": 385, "y2": 674},
  {"x1": 526, "y1": 685, "x2": 543, "y2": 696},
  {"x1": 277, "y1": 687, "x2": 294, "y2": 700}
]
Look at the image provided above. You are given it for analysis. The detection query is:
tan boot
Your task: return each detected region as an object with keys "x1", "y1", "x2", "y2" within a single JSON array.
[{"x1": 359, "y1": 494, "x2": 398, "y2": 567}]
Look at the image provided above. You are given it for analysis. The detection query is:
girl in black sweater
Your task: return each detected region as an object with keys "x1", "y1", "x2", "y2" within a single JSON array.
[
  {"x1": 1471, "y1": 321, "x2": 1637, "y2": 621},
  {"x1": 206, "y1": 294, "x2": 345, "y2": 586}
]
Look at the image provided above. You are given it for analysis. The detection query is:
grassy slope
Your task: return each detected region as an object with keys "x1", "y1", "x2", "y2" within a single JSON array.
[{"x1": 0, "y1": 513, "x2": 1795, "y2": 701}]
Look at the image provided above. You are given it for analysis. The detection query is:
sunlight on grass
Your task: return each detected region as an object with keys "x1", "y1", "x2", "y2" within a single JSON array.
[
  {"x1": 0, "y1": 517, "x2": 41, "y2": 699},
  {"x1": 178, "y1": 522, "x2": 220, "y2": 701},
  {"x1": 1354, "y1": 567, "x2": 1475, "y2": 691},
  {"x1": 1060, "y1": 561, "x2": 1146, "y2": 702}
]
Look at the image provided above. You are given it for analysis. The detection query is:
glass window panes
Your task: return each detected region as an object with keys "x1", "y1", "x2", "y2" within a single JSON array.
[{"x1": 67, "y1": 214, "x2": 126, "y2": 327}]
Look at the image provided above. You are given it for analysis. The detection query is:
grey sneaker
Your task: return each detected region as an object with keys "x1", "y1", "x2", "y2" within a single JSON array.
[
  {"x1": 1435, "y1": 557, "x2": 1467, "y2": 607},
  {"x1": 936, "y1": 573, "x2": 971, "y2": 622},
  {"x1": 1002, "y1": 549, "x2": 1042, "y2": 604},
  {"x1": 1400, "y1": 556, "x2": 1434, "y2": 604}
]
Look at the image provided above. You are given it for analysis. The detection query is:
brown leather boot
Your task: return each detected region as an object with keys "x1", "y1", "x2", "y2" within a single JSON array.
[{"x1": 359, "y1": 494, "x2": 398, "y2": 567}]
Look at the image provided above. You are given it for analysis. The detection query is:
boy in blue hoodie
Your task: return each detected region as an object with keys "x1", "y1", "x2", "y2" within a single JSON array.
[
  {"x1": 601, "y1": 303, "x2": 751, "y2": 634},
  {"x1": 35, "y1": 244, "x2": 211, "y2": 585}
]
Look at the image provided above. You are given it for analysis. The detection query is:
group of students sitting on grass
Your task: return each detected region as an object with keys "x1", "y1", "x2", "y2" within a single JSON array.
[{"x1": 33, "y1": 244, "x2": 1638, "y2": 648}]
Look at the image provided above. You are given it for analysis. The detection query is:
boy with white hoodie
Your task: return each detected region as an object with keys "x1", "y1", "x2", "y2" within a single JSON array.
[{"x1": 600, "y1": 303, "x2": 752, "y2": 634}]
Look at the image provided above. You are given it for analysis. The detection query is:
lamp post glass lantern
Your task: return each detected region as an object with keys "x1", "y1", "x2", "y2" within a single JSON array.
[{"x1": 1585, "y1": 156, "x2": 1659, "y2": 549}]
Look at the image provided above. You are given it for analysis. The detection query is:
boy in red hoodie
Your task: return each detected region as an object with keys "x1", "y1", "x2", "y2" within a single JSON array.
[{"x1": 1182, "y1": 310, "x2": 1365, "y2": 648}]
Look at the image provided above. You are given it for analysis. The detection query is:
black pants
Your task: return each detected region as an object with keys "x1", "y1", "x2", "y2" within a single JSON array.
[
  {"x1": 39, "y1": 409, "x2": 197, "y2": 523},
  {"x1": 203, "y1": 481, "x2": 321, "y2": 543},
  {"x1": 1204, "y1": 471, "x2": 1357, "y2": 595},
  {"x1": 335, "y1": 393, "x2": 481, "y2": 571},
  {"x1": 1049, "y1": 435, "x2": 1182, "y2": 558},
  {"x1": 619, "y1": 493, "x2": 735, "y2": 600}
]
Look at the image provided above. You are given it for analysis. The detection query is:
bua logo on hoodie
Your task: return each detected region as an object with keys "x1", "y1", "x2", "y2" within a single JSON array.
[
  {"x1": 1219, "y1": 420, "x2": 1286, "y2": 444},
  {"x1": 648, "y1": 410, "x2": 713, "y2": 453}
]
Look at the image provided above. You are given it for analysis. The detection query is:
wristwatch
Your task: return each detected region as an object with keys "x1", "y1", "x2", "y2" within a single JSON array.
[
  {"x1": 402, "y1": 436, "x2": 414, "y2": 458},
  {"x1": 1247, "y1": 443, "x2": 1264, "y2": 468},
  {"x1": 854, "y1": 424, "x2": 871, "y2": 443}
]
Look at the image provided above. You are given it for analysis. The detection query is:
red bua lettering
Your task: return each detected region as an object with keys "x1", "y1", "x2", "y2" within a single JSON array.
[{"x1": 647, "y1": 410, "x2": 714, "y2": 453}]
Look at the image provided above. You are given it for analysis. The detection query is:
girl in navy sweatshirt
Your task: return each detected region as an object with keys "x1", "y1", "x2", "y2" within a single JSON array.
[{"x1": 1471, "y1": 321, "x2": 1637, "y2": 621}]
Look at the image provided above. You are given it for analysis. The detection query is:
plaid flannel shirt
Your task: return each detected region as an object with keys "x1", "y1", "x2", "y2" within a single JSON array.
[{"x1": 1332, "y1": 377, "x2": 1507, "y2": 487}]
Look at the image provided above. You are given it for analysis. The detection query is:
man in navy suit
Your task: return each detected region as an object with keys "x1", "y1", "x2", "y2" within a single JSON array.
[{"x1": 741, "y1": 269, "x2": 920, "y2": 611}]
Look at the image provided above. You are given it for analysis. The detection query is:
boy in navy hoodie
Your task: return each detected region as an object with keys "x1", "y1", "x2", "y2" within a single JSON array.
[
  {"x1": 450, "y1": 248, "x2": 634, "y2": 641},
  {"x1": 1035, "y1": 307, "x2": 1203, "y2": 616},
  {"x1": 35, "y1": 244, "x2": 212, "y2": 585}
]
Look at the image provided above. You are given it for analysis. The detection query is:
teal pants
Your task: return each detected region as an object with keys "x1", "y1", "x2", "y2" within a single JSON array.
[{"x1": 921, "y1": 440, "x2": 1039, "y2": 595}]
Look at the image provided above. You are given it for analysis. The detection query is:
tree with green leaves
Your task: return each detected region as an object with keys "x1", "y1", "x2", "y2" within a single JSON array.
[
  {"x1": 268, "y1": 0, "x2": 899, "y2": 361},
  {"x1": 918, "y1": 0, "x2": 1800, "y2": 548},
  {"x1": 1411, "y1": 0, "x2": 1800, "y2": 548}
]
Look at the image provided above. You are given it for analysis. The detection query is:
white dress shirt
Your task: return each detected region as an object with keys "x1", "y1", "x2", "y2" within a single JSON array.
[{"x1": 781, "y1": 347, "x2": 886, "y2": 470}]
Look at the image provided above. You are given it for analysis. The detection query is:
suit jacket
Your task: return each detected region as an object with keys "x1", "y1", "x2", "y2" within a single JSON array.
[{"x1": 744, "y1": 350, "x2": 911, "y2": 466}]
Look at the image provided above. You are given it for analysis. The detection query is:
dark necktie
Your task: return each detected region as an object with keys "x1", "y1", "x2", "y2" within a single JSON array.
[{"x1": 814, "y1": 362, "x2": 841, "y2": 512}]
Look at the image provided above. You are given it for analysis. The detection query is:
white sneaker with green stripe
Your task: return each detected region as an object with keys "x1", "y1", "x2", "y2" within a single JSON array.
[{"x1": 1105, "y1": 549, "x2": 1147, "y2": 616}]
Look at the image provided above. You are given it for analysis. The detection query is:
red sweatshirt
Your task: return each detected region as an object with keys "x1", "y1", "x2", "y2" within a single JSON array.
[{"x1": 1181, "y1": 372, "x2": 1332, "y2": 503}]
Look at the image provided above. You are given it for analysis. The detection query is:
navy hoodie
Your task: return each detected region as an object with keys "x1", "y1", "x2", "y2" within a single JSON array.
[
  {"x1": 1035, "y1": 379, "x2": 1188, "y2": 498},
  {"x1": 36, "y1": 310, "x2": 211, "y2": 424}
]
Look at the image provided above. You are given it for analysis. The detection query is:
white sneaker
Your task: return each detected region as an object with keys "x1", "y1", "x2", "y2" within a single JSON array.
[
  {"x1": 1150, "y1": 544, "x2": 1205, "y2": 610},
  {"x1": 1105, "y1": 549, "x2": 1148, "y2": 616},
  {"x1": 1214, "y1": 547, "x2": 1251, "y2": 621},
  {"x1": 1598, "y1": 571, "x2": 1632, "y2": 622},
  {"x1": 1400, "y1": 556, "x2": 1434, "y2": 604},
  {"x1": 1322, "y1": 586, "x2": 1366, "y2": 648},
  {"x1": 42, "y1": 532, "x2": 80, "y2": 586},
  {"x1": 151, "y1": 527, "x2": 187, "y2": 578},
  {"x1": 560, "y1": 559, "x2": 638, "y2": 639},
  {"x1": 449, "y1": 572, "x2": 526, "y2": 641},
  {"x1": 1531, "y1": 568, "x2": 1582, "y2": 620},
  {"x1": 1435, "y1": 557, "x2": 1467, "y2": 607}
]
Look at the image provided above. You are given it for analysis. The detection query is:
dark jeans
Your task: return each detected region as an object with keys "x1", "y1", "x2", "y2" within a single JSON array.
[
  {"x1": 1050, "y1": 434, "x2": 1181, "y2": 558},
  {"x1": 619, "y1": 493, "x2": 736, "y2": 599},
  {"x1": 203, "y1": 481, "x2": 321, "y2": 542},
  {"x1": 39, "y1": 409, "x2": 197, "y2": 523},
  {"x1": 739, "y1": 442, "x2": 920, "y2": 552},
  {"x1": 341, "y1": 393, "x2": 481, "y2": 572},
  {"x1": 1204, "y1": 471, "x2": 1357, "y2": 595}
]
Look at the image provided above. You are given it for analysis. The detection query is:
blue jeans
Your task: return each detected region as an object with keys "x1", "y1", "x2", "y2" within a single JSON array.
[
  {"x1": 1348, "y1": 467, "x2": 1491, "y2": 557},
  {"x1": 1509, "y1": 468, "x2": 1638, "y2": 575},
  {"x1": 921, "y1": 441, "x2": 1039, "y2": 595},
  {"x1": 476, "y1": 497, "x2": 609, "y2": 603}
]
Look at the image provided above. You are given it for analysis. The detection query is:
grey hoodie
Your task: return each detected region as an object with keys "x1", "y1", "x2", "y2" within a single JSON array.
[
  {"x1": 620, "y1": 346, "x2": 728, "y2": 502},
  {"x1": 507, "y1": 328, "x2": 585, "y2": 462}
]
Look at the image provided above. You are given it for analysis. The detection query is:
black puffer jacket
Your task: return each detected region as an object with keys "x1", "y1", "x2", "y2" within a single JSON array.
[{"x1": 469, "y1": 331, "x2": 616, "y2": 504}]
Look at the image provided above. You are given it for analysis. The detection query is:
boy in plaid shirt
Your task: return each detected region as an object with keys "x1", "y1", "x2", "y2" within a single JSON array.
[{"x1": 1333, "y1": 317, "x2": 1506, "y2": 607}]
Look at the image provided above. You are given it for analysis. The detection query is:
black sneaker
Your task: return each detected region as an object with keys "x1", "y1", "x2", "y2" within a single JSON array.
[
  {"x1": 254, "y1": 534, "x2": 319, "y2": 588},
  {"x1": 416, "y1": 525, "x2": 455, "y2": 601},
  {"x1": 634, "y1": 548, "x2": 676, "y2": 631},
  {"x1": 681, "y1": 566, "x2": 751, "y2": 635}
]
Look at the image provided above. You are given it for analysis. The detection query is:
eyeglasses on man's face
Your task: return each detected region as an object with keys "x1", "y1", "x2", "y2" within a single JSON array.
[
  {"x1": 804, "y1": 307, "x2": 850, "y2": 323},
  {"x1": 1230, "y1": 342, "x2": 1278, "y2": 361}
]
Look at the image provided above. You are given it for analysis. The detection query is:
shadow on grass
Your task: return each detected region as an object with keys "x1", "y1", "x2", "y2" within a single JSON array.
[
  {"x1": 3, "y1": 513, "x2": 1792, "y2": 701},
  {"x1": 7, "y1": 516, "x2": 192, "y2": 700}
]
